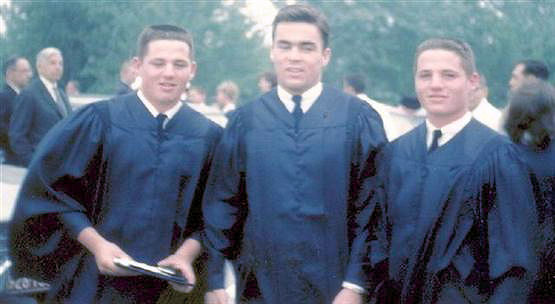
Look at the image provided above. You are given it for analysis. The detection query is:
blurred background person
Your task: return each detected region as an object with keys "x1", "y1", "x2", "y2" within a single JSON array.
[
  {"x1": 389, "y1": 95, "x2": 426, "y2": 137},
  {"x1": 343, "y1": 73, "x2": 399, "y2": 140},
  {"x1": 215, "y1": 80, "x2": 239, "y2": 115},
  {"x1": 509, "y1": 59, "x2": 550, "y2": 92},
  {"x1": 65, "y1": 79, "x2": 81, "y2": 97},
  {"x1": 0, "y1": 56, "x2": 32, "y2": 165},
  {"x1": 115, "y1": 58, "x2": 138, "y2": 95},
  {"x1": 469, "y1": 73, "x2": 503, "y2": 132},
  {"x1": 257, "y1": 71, "x2": 277, "y2": 93},
  {"x1": 185, "y1": 85, "x2": 227, "y2": 127},
  {"x1": 504, "y1": 79, "x2": 554, "y2": 303},
  {"x1": 9, "y1": 47, "x2": 71, "y2": 166}
]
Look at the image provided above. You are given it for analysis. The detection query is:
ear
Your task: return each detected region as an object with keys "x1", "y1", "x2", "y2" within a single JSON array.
[
  {"x1": 190, "y1": 61, "x2": 197, "y2": 80},
  {"x1": 468, "y1": 72, "x2": 480, "y2": 89},
  {"x1": 321, "y1": 48, "x2": 331, "y2": 67},
  {"x1": 132, "y1": 56, "x2": 141, "y2": 72}
]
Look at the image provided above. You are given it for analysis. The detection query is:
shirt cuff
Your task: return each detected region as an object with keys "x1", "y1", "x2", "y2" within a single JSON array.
[{"x1": 342, "y1": 281, "x2": 367, "y2": 294}]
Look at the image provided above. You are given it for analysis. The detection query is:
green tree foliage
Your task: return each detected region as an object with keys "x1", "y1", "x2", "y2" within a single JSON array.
[
  {"x1": 0, "y1": 1, "x2": 269, "y2": 102},
  {"x1": 2, "y1": 1, "x2": 554, "y2": 107},
  {"x1": 309, "y1": 0, "x2": 555, "y2": 107}
]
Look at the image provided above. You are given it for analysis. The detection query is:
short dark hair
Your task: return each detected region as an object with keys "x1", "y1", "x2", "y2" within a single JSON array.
[
  {"x1": 518, "y1": 59, "x2": 550, "y2": 80},
  {"x1": 414, "y1": 38, "x2": 476, "y2": 76},
  {"x1": 505, "y1": 79, "x2": 555, "y2": 151},
  {"x1": 400, "y1": 96, "x2": 421, "y2": 110},
  {"x1": 137, "y1": 24, "x2": 194, "y2": 60},
  {"x1": 2, "y1": 56, "x2": 23, "y2": 76},
  {"x1": 343, "y1": 74, "x2": 365, "y2": 94},
  {"x1": 272, "y1": 4, "x2": 330, "y2": 49},
  {"x1": 259, "y1": 71, "x2": 277, "y2": 88}
]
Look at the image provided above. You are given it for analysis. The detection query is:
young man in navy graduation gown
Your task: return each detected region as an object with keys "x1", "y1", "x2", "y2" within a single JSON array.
[
  {"x1": 366, "y1": 38, "x2": 539, "y2": 303},
  {"x1": 9, "y1": 25, "x2": 222, "y2": 303},
  {"x1": 202, "y1": 4, "x2": 387, "y2": 304}
]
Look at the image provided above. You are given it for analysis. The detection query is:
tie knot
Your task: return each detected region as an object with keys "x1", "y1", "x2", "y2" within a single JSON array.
[
  {"x1": 292, "y1": 95, "x2": 302, "y2": 106},
  {"x1": 432, "y1": 129, "x2": 442, "y2": 139},
  {"x1": 157, "y1": 113, "x2": 167, "y2": 129},
  {"x1": 429, "y1": 129, "x2": 443, "y2": 152}
]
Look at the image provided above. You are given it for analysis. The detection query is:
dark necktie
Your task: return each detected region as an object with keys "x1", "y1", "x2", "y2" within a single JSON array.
[
  {"x1": 292, "y1": 95, "x2": 303, "y2": 130},
  {"x1": 157, "y1": 113, "x2": 167, "y2": 140},
  {"x1": 429, "y1": 129, "x2": 442, "y2": 152},
  {"x1": 53, "y1": 86, "x2": 67, "y2": 117}
]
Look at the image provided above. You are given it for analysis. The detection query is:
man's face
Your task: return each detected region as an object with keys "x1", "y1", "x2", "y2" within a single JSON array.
[
  {"x1": 509, "y1": 63, "x2": 526, "y2": 92},
  {"x1": 9, "y1": 58, "x2": 33, "y2": 89},
  {"x1": 38, "y1": 53, "x2": 63, "y2": 82},
  {"x1": 257, "y1": 77, "x2": 272, "y2": 93},
  {"x1": 216, "y1": 89, "x2": 228, "y2": 106},
  {"x1": 342, "y1": 82, "x2": 356, "y2": 96},
  {"x1": 188, "y1": 88, "x2": 205, "y2": 104},
  {"x1": 270, "y1": 22, "x2": 330, "y2": 95},
  {"x1": 414, "y1": 49, "x2": 477, "y2": 126},
  {"x1": 136, "y1": 39, "x2": 196, "y2": 107}
]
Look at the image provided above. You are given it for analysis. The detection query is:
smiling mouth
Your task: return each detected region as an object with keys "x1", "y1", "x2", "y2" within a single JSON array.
[
  {"x1": 286, "y1": 67, "x2": 303, "y2": 74},
  {"x1": 159, "y1": 83, "x2": 176, "y2": 90},
  {"x1": 428, "y1": 95, "x2": 447, "y2": 100}
]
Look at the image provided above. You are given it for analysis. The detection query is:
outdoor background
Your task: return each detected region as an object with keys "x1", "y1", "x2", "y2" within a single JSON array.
[{"x1": 1, "y1": 0, "x2": 553, "y2": 107}]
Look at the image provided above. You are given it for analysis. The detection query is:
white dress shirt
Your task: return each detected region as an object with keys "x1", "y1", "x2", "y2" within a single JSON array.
[
  {"x1": 39, "y1": 76, "x2": 59, "y2": 102},
  {"x1": 425, "y1": 111, "x2": 473, "y2": 149},
  {"x1": 471, "y1": 98, "x2": 503, "y2": 133},
  {"x1": 357, "y1": 93, "x2": 400, "y2": 141},
  {"x1": 137, "y1": 90, "x2": 182, "y2": 128},
  {"x1": 277, "y1": 82, "x2": 322, "y2": 113}
]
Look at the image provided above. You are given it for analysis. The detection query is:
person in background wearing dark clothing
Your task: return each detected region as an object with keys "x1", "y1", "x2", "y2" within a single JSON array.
[
  {"x1": 8, "y1": 47, "x2": 72, "y2": 166},
  {"x1": 9, "y1": 25, "x2": 222, "y2": 303},
  {"x1": 0, "y1": 56, "x2": 32, "y2": 164},
  {"x1": 115, "y1": 58, "x2": 138, "y2": 95},
  {"x1": 202, "y1": 4, "x2": 387, "y2": 304},
  {"x1": 366, "y1": 38, "x2": 538, "y2": 303},
  {"x1": 509, "y1": 59, "x2": 550, "y2": 92},
  {"x1": 504, "y1": 79, "x2": 554, "y2": 303},
  {"x1": 257, "y1": 71, "x2": 277, "y2": 93}
]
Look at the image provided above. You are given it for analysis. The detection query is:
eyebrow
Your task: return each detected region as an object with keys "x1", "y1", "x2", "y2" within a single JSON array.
[{"x1": 276, "y1": 39, "x2": 317, "y2": 45}]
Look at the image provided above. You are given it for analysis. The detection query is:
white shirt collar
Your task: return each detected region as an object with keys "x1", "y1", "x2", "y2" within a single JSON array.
[
  {"x1": 221, "y1": 103, "x2": 236, "y2": 114},
  {"x1": 425, "y1": 111, "x2": 472, "y2": 149},
  {"x1": 6, "y1": 81, "x2": 20, "y2": 94},
  {"x1": 277, "y1": 82, "x2": 323, "y2": 113},
  {"x1": 39, "y1": 75, "x2": 57, "y2": 90},
  {"x1": 137, "y1": 90, "x2": 182, "y2": 121},
  {"x1": 39, "y1": 75, "x2": 59, "y2": 101}
]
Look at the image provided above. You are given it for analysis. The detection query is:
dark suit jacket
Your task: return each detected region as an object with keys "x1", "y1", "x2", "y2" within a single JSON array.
[
  {"x1": 0, "y1": 84, "x2": 17, "y2": 157},
  {"x1": 9, "y1": 78, "x2": 72, "y2": 166}
]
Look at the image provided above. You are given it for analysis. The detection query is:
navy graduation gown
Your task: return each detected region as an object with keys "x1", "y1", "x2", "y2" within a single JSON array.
[
  {"x1": 517, "y1": 143, "x2": 554, "y2": 302},
  {"x1": 9, "y1": 94, "x2": 222, "y2": 303},
  {"x1": 368, "y1": 119, "x2": 538, "y2": 303},
  {"x1": 202, "y1": 86, "x2": 387, "y2": 303}
]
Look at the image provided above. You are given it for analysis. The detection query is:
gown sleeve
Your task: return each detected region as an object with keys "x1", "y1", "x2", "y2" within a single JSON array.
[
  {"x1": 455, "y1": 140, "x2": 539, "y2": 302},
  {"x1": 180, "y1": 123, "x2": 223, "y2": 243},
  {"x1": 344, "y1": 101, "x2": 388, "y2": 288},
  {"x1": 202, "y1": 110, "x2": 248, "y2": 290},
  {"x1": 8, "y1": 101, "x2": 108, "y2": 282}
]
